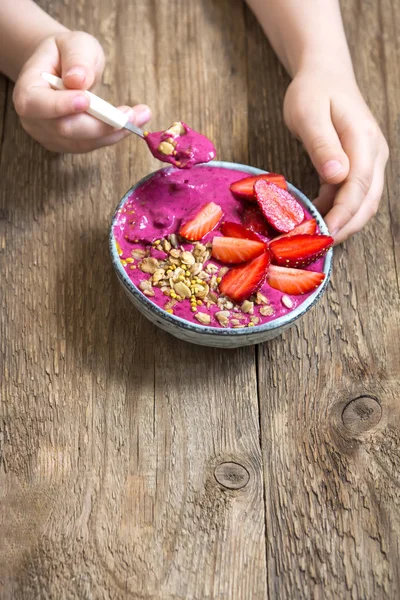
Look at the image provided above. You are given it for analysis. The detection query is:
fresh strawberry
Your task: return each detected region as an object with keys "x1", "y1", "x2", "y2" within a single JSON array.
[
  {"x1": 267, "y1": 265, "x2": 325, "y2": 295},
  {"x1": 242, "y1": 206, "x2": 270, "y2": 236},
  {"x1": 179, "y1": 202, "x2": 223, "y2": 241},
  {"x1": 212, "y1": 236, "x2": 266, "y2": 264},
  {"x1": 230, "y1": 173, "x2": 287, "y2": 198},
  {"x1": 269, "y1": 234, "x2": 333, "y2": 268},
  {"x1": 254, "y1": 180, "x2": 304, "y2": 233},
  {"x1": 273, "y1": 218, "x2": 317, "y2": 241},
  {"x1": 219, "y1": 251, "x2": 271, "y2": 302},
  {"x1": 220, "y1": 221, "x2": 263, "y2": 242}
]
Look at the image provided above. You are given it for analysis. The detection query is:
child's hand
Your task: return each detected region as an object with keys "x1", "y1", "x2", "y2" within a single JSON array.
[
  {"x1": 284, "y1": 70, "x2": 389, "y2": 244},
  {"x1": 12, "y1": 31, "x2": 151, "y2": 153}
]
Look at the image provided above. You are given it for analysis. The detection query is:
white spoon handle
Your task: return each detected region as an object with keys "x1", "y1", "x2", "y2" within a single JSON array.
[{"x1": 41, "y1": 72, "x2": 143, "y2": 135}]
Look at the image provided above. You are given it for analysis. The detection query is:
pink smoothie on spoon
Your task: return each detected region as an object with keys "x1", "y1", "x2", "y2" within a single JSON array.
[{"x1": 145, "y1": 121, "x2": 216, "y2": 168}]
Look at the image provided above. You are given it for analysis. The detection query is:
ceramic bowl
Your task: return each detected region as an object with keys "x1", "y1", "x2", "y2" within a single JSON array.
[{"x1": 110, "y1": 161, "x2": 332, "y2": 348}]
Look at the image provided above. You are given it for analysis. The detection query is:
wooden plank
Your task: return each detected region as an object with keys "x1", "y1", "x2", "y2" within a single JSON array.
[
  {"x1": 245, "y1": 0, "x2": 400, "y2": 597},
  {"x1": 0, "y1": 1, "x2": 267, "y2": 599},
  {"x1": 378, "y1": 0, "x2": 400, "y2": 288},
  {"x1": 0, "y1": 76, "x2": 7, "y2": 150}
]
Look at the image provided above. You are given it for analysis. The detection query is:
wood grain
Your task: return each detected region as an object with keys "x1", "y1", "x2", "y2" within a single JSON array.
[
  {"x1": 245, "y1": 0, "x2": 400, "y2": 597},
  {"x1": 1, "y1": 1, "x2": 265, "y2": 599},
  {"x1": 1, "y1": 0, "x2": 399, "y2": 599}
]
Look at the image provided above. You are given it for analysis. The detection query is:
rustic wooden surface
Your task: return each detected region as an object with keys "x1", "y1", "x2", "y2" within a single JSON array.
[{"x1": 0, "y1": 1, "x2": 399, "y2": 598}]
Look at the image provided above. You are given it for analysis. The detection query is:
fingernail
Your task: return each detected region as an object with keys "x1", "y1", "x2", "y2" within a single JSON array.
[
  {"x1": 72, "y1": 94, "x2": 88, "y2": 111},
  {"x1": 133, "y1": 106, "x2": 151, "y2": 127},
  {"x1": 322, "y1": 160, "x2": 344, "y2": 180},
  {"x1": 65, "y1": 66, "x2": 86, "y2": 81}
]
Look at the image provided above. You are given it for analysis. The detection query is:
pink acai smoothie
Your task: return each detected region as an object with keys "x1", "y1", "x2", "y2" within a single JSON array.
[{"x1": 113, "y1": 165, "x2": 325, "y2": 329}]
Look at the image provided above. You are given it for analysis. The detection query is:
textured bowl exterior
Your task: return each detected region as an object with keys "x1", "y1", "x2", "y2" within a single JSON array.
[{"x1": 110, "y1": 161, "x2": 333, "y2": 348}]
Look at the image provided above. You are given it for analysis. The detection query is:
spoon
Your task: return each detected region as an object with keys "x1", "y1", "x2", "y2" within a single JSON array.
[{"x1": 41, "y1": 72, "x2": 144, "y2": 138}]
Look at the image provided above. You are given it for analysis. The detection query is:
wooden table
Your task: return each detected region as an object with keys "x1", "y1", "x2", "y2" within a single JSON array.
[{"x1": 1, "y1": 1, "x2": 399, "y2": 598}]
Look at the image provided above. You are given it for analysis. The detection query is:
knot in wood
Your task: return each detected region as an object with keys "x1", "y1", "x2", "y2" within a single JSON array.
[
  {"x1": 342, "y1": 396, "x2": 382, "y2": 434},
  {"x1": 214, "y1": 462, "x2": 250, "y2": 490}
]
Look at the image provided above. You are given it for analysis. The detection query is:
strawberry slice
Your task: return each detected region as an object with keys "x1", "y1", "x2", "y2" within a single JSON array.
[
  {"x1": 230, "y1": 173, "x2": 287, "y2": 198},
  {"x1": 267, "y1": 265, "x2": 325, "y2": 295},
  {"x1": 269, "y1": 234, "x2": 333, "y2": 268},
  {"x1": 255, "y1": 180, "x2": 304, "y2": 233},
  {"x1": 273, "y1": 218, "x2": 317, "y2": 241},
  {"x1": 220, "y1": 221, "x2": 263, "y2": 242},
  {"x1": 212, "y1": 236, "x2": 266, "y2": 264},
  {"x1": 219, "y1": 251, "x2": 271, "y2": 303},
  {"x1": 242, "y1": 206, "x2": 270, "y2": 236},
  {"x1": 179, "y1": 202, "x2": 223, "y2": 241}
]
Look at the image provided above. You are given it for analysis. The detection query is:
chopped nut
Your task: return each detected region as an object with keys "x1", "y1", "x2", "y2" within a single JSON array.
[
  {"x1": 139, "y1": 280, "x2": 155, "y2": 296},
  {"x1": 131, "y1": 249, "x2": 146, "y2": 260},
  {"x1": 190, "y1": 263, "x2": 203, "y2": 276},
  {"x1": 169, "y1": 248, "x2": 181, "y2": 258},
  {"x1": 139, "y1": 257, "x2": 159, "y2": 274},
  {"x1": 218, "y1": 266, "x2": 229, "y2": 277},
  {"x1": 172, "y1": 267, "x2": 184, "y2": 282},
  {"x1": 231, "y1": 319, "x2": 245, "y2": 327},
  {"x1": 193, "y1": 243, "x2": 207, "y2": 258},
  {"x1": 281, "y1": 295, "x2": 294, "y2": 309},
  {"x1": 164, "y1": 299, "x2": 177, "y2": 310},
  {"x1": 209, "y1": 275, "x2": 218, "y2": 290},
  {"x1": 193, "y1": 282, "x2": 209, "y2": 298},
  {"x1": 174, "y1": 281, "x2": 191, "y2": 298},
  {"x1": 165, "y1": 121, "x2": 186, "y2": 136},
  {"x1": 255, "y1": 291, "x2": 270, "y2": 305},
  {"x1": 225, "y1": 301, "x2": 234, "y2": 310},
  {"x1": 217, "y1": 297, "x2": 229, "y2": 309},
  {"x1": 195, "y1": 312, "x2": 211, "y2": 325},
  {"x1": 152, "y1": 268, "x2": 166, "y2": 284},
  {"x1": 197, "y1": 271, "x2": 209, "y2": 281},
  {"x1": 241, "y1": 300, "x2": 254, "y2": 314},
  {"x1": 206, "y1": 263, "x2": 219, "y2": 274},
  {"x1": 169, "y1": 257, "x2": 181, "y2": 266},
  {"x1": 181, "y1": 251, "x2": 195, "y2": 265},
  {"x1": 203, "y1": 250, "x2": 211, "y2": 263},
  {"x1": 207, "y1": 291, "x2": 219, "y2": 304},
  {"x1": 250, "y1": 316, "x2": 260, "y2": 325},
  {"x1": 162, "y1": 239, "x2": 171, "y2": 252},
  {"x1": 260, "y1": 305, "x2": 274, "y2": 317},
  {"x1": 233, "y1": 312, "x2": 246, "y2": 320},
  {"x1": 157, "y1": 141, "x2": 175, "y2": 155},
  {"x1": 215, "y1": 311, "x2": 230, "y2": 327}
]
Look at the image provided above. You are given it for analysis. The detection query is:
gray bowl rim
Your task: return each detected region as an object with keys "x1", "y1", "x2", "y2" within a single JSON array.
[{"x1": 109, "y1": 161, "x2": 333, "y2": 338}]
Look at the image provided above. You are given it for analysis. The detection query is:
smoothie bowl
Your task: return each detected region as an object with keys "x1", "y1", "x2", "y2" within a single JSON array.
[{"x1": 110, "y1": 161, "x2": 333, "y2": 348}]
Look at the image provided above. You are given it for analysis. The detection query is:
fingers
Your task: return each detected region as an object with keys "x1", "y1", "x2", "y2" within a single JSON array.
[
  {"x1": 313, "y1": 183, "x2": 338, "y2": 217},
  {"x1": 14, "y1": 83, "x2": 90, "y2": 120},
  {"x1": 57, "y1": 31, "x2": 105, "y2": 89},
  {"x1": 52, "y1": 104, "x2": 151, "y2": 141},
  {"x1": 20, "y1": 103, "x2": 152, "y2": 153},
  {"x1": 290, "y1": 99, "x2": 350, "y2": 184},
  {"x1": 332, "y1": 149, "x2": 388, "y2": 244},
  {"x1": 322, "y1": 126, "x2": 380, "y2": 236}
]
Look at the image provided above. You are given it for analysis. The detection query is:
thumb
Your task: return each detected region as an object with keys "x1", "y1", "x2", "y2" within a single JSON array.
[
  {"x1": 295, "y1": 110, "x2": 350, "y2": 184},
  {"x1": 57, "y1": 32, "x2": 105, "y2": 90}
]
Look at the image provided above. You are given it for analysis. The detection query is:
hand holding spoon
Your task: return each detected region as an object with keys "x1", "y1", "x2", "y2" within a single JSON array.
[
  {"x1": 42, "y1": 72, "x2": 144, "y2": 137},
  {"x1": 42, "y1": 73, "x2": 216, "y2": 168}
]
